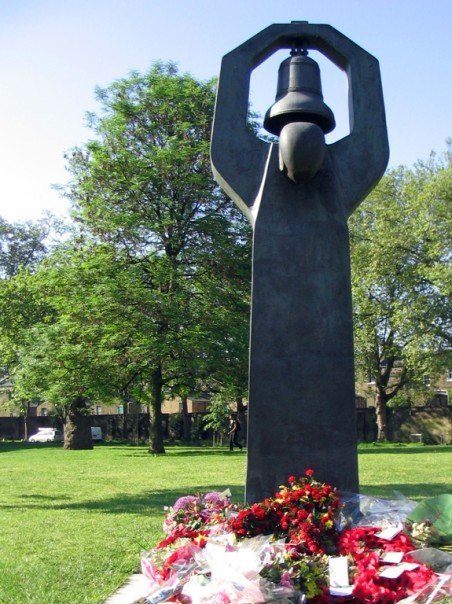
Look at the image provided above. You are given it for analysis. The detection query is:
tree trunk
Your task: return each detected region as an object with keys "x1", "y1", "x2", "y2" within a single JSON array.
[
  {"x1": 24, "y1": 401, "x2": 31, "y2": 441},
  {"x1": 181, "y1": 395, "x2": 191, "y2": 441},
  {"x1": 128, "y1": 403, "x2": 140, "y2": 444},
  {"x1": 123, "y1": 401, "x2": 128, "y2": 441},
  {"x1": 236, "y1": 397, "x2": 246, "y2": 446},
  {"x1": 375, "y1": 390, "x2": 388, "y2": 441},
  {"x1": 148, "y1": 365, "x2": 165, "y2": 454},
  {"x1": 64, "y1": 397, "x2": 93, "y2": 450},
  {"x1": 134, "y1": 407, "x2": 141, "y2": 444}
]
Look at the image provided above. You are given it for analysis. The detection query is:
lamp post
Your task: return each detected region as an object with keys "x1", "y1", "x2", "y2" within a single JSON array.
[{"x1": 211, "y1": 22, "x2": 389, "y2": 503}]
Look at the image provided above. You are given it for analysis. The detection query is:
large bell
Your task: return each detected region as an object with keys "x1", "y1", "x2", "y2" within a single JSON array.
[{"x1": 263, "y1": 50, "x2": 335, "y2": 137}]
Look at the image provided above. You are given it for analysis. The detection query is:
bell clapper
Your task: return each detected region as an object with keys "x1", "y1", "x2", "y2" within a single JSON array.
[{"x1": 279, "y1": 122, "x2": 326, "y2": 183}]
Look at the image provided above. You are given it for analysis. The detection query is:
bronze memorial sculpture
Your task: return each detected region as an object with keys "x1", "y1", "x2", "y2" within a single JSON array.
[{"x1": 211, "y1": 22, "x2": 389, "y2": 503}]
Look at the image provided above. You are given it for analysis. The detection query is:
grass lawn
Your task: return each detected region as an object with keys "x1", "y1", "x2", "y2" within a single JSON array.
[{"x1": 0, "y1": 441, "x2": 451, "y2": 603}]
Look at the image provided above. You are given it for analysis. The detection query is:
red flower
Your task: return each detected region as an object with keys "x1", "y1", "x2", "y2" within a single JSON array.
[
  {"x1": 149, "y1": 477, "x2": 438, "y2": 604},
  {"x1": 339, "y1": 526, "x2": 416, "y2": 561}
]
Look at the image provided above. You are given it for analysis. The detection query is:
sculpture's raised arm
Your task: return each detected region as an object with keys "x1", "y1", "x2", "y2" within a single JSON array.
[
  {"x1": 211, "y1": 31, "x2": 271, "y2": 218},
  {"x1": 312, "y1": 25, "x2": 390, "y2": 214},
  {"x1": 211, "y1": 23, "x2": 389, "y2": 218}
]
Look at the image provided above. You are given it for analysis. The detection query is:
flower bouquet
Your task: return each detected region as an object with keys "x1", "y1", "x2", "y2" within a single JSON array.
[{"x1": 138, "y1": 471, "x2": 451, "y2": 603}]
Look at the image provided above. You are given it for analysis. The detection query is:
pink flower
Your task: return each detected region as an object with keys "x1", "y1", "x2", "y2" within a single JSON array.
[
  {"x1": 203, "y1": 491, "x2": 227, "y2": 506},
  {"x1": 172, "y1": 495, "x2": 199, "y2": 512},
  {"x1": 140, "y1": 556, "x2": 163, "y2": 584},
  {"x1": 280, "y1": 571, "x2": 293, "y2": 589},
  {"x1": 212, "y1": 591, "x2": 231, "y2": 603}
]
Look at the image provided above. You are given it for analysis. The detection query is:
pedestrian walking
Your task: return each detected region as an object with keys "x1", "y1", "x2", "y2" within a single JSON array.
[{"x1": 228, "y1": 415, "x2": 243, "y2": 451}]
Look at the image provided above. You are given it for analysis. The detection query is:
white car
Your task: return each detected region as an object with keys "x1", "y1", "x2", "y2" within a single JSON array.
[
  {"x1": 91, "y1": 427, "x2": 102, "y2": 441},
  {"x1": 28, "y1": 428, "x2": 63, "y2": 443}
]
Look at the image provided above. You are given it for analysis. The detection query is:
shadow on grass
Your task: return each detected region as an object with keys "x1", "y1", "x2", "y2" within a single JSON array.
[
  {"x1": 359, "y1": 483, "x2": 450, "y2": 501},
  {"x1": 0, "y1": 441, "x2": 135, "y2": 453},
  {"x1": 0, "y1": 441, "x2": 64, "y2": 453},
  {"x1": 358, "y1": 444, "x2": 452, "y2": 455},
  {"x1": 3, "y1": 441, "x2": 449, "y2": 455},
  {"x1": 0, "y1": 485, "x2": 245, "y2": 515},
  {"x1": 20, "y1": 494, "x2": 72, "y2": 501},
  {"x1": 2, "y1": 481, "x2": 448, "y2": 514},
  {"x1": 0, "y1": 441, "x2": 246, "y2": 456},
  {"x1": 121, "y1": 448, "x2": 246, "y2": 458}
]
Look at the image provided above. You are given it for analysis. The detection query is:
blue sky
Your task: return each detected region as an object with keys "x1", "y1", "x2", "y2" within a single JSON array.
[{"x1": 1, "y1": 0, "x2": 451, "y2": 221}]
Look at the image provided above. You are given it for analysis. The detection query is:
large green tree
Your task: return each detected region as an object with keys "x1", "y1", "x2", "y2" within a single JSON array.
[
  {"x1": 0, "y1": 266, "x2": 52, "y2": 439},
  {"x1": 0, "y1": 214, "x2": 63, "y2": 438},
  {"x1": 350, "y1": 151, "x2": 451, "y2": 440},
  {"x1": 0, "y1": 247, "x2": 106, "y2": 447},
  {"x1": 60, "y1": 63, "x2": 251, "y2": 452},
  {"x1": 6, "y1": 243, "x2": 162, "y2": 448}
]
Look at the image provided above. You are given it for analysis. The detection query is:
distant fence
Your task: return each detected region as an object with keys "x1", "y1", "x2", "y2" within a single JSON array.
[
  {"x1": 388, "y1": 407, "x2": 451, "y2": 444},
  {"x1": 0, "y1": 415, "x2": 57, "y2": 440},
  {"x1": 1, "y1": 407, "x2": 450, "y2": 444},
  {"x1": 355, "y1": 407, "x2": 451, "y2": 444},
  {"x1": 0, "y1": 413, "x2": 210, "y2": 442}
]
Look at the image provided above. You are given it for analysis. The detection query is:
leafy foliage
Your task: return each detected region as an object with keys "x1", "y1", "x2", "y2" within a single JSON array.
[
  {"x1": 350, "y1": 149, "x2": 451, "y2": 439},
  {"x1": 203, "y1": 392, "x2": 232, "y2": 445},
  {"x1": 56, "y1": 63, "x2": 250, "y2": 450},
  {"x1": 0, "y1": 213, "x2": 62, "y2": 278}
]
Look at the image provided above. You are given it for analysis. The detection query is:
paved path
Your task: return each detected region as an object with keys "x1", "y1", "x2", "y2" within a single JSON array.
[{"x1": 103, "y1": 574, "x2": 147, "y2": 604}]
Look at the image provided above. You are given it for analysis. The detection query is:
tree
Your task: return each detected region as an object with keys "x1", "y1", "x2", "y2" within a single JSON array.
[
  {"x1": 203, "y1": 392, "x2": 231, "y2": 446},
  {"x1": 0, "y1": 213, "x2": 60, "y2": 278},
  {"x1": 165, "y1": 220, "x2": 251, "y2": 440},
  {"x1": 0, "y1": 242, "x2": 148, "y2": 448},
  {"x1": 0, "y1": 214, "x2": 64, "y2": 438},
  {"x1": 350, "y1": 151, "x2": 451, "y2": 440},
  {"x1": 60, "y1": 63, "x2": 251, "y2": 453}
]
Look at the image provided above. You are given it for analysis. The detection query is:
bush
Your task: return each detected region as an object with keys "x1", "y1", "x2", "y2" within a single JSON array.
[
  {"x1": 191, "y1": 415, "x2": 205, "y2": 441},
  {"x1": 168, "y1": 413, "x2": 184, "y2": 441}
]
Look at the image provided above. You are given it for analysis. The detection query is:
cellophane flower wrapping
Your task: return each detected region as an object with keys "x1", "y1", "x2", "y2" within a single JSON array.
[
  {"x1": 139, "y1": 471, "x2": 451, "y2": 603},
  {"x1": 337, "y1": 492, "x2": 417, "y2": 531}
]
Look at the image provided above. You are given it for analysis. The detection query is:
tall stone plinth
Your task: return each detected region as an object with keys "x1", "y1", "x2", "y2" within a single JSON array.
[{"x1": 246, "y1": 146, "x2": 359, "y2": 502}]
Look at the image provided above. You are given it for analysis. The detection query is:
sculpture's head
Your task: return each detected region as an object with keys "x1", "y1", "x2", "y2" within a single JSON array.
[{"x1": 264, "y1": 49, "x2": 335, "y2": 183}]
